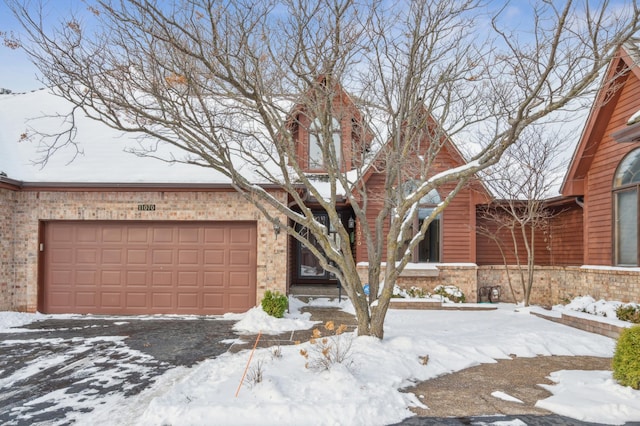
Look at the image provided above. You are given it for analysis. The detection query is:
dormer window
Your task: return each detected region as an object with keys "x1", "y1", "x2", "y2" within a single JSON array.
[{"x1": 309, "y1": 117, "x2": 341, "y2": 170}]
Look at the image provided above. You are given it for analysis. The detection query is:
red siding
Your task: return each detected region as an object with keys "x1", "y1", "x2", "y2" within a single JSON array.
[
  {"x1": 476, "y1": 202, "x2": 583, "y2": 266},
  {"x1": 584, "y1": 73, "x2": 640, "y2": 265},
  {"x1": 358, "y1": 143, "x2": 483, "y2": 264}
]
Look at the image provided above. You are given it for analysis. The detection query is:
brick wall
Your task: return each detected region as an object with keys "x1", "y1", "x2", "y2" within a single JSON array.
[
  {"x1": 0, "y1": 188, "x2": 15, "y2": 310},
  {"x1": 478, "y1": 265, "x2": 640, "y2": 305},
  {"x1": 6, "y1": 188, "x2": 288, "y2": 312},
  {"x1": 357, "y1": 263, "x2": 479, "y2": 302}
]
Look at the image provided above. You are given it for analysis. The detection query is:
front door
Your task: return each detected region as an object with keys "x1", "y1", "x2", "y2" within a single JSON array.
[{"x1": 296, "y1": 212, "x2": 340, "y2": 284}]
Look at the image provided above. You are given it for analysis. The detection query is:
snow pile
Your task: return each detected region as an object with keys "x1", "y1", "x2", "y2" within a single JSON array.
[
  {"x1": 555, "y1": 295, "x2": 639, "y2": 321},
  {"x1": 224, "y1": 306, "x2": 317, "y2": 335},
  {"x1": 537, "y1": 370, "x2": 640, "y2": 424},
  {"x1": 0, "y1": 311, "x2": 49, "y2": 331},
  {"x1": 1, "y1": 303, "x2": 640, "y2": 425},
  {"x1": 133, "y1": 306, "x2": 637, "y2": 426},
  {"x1": 561, "y1": 295, "x2": 623, "y2": 318}
]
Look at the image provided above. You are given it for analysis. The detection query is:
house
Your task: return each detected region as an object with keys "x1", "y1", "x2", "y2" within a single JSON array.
[
  {"x1": 558, "y1": 42, "x2": 640, "y2": 303},
  {"x1": 0, "y1": 90, "x2": 288, "y2": 314},
  {"x1": 4, "y1": 44, "x2": 640, "y2": 317},
  {"x1": 0, "y1": 82, "x2": 484, "y2": 315},
  {"x1": 474, "y1": 42, "x2": 640, "y2": 305}
]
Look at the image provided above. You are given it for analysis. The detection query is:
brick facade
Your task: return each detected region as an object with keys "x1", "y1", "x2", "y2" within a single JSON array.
[
  {"x1": 478, "y1": 265, "x2": 640, "y2": 305},
  {"x1": 0, "y1": 187, "x2": 15, "y2": 310},
  {"x1": 357, "y1": 263, "x2": 479, "y2": 302},
  {"x1": 1, "y1": 188, "x2": 288, "y2": 312}
]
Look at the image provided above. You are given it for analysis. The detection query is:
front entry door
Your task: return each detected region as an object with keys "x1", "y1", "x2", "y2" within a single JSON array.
[{"x1": 297, "y1": 213, "x2": 339, "y2": 283}]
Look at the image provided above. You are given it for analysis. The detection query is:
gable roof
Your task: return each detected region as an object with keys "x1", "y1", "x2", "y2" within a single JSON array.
[
  {"x1": 0, "y1": 89, "x2": 245, "y2": 186},
  {"x1": 561, "y1": 43, "x2": 640, "y2": 196}
]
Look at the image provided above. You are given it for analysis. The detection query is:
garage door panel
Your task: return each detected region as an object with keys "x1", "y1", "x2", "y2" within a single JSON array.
[
  {"x1": 77, "y1": 227, "x2": 99, "y2": 243},
  {"x1": 127, "y1": 227, "x2": 148, "y2": 243},
  {"x1": 76, "y1": 292, "x2": 97, "y2": 307},
  {"x1": 152, "y1": 250, "x2": 173, "y2": 265},
  {"x1": 127, "y1": 271, "x2": 148, "y2": 286},
  {"x1": 203, "y1": 293, "x2": 224, "y2": 309},
  {"x1": 100, "y1": 292, "x2": 122, "y2": 307},
  {"x1": 152, "y1": 271, "x2": 173, "y2": 286},
  {"x1": 177, "y1": 271, "x2": 199, "y2": 286},
  {"x1": 51, "y1": 248, "x2": 73, "y2": 264},
  {"x1": 152, "y1": 293, "x2": 173, "y2": 308},
  {"x1": 205, "y1": 250, "x2": 225, "y2": 265},
  {"x1": 127, "y1": 249, "x2": 148, "y2": 264},
  {"x1": 177, "y1": 293, "x2": 198, "y2": 308},
  {"x1": 126, "y1": 293, "x2": 147, "y2": 308},
  {"x1": 49, "y1": 291, "x2": 71, "y2": 307},
  {"x1": 51, "y1": 270, "x2": 72, "y2": 285},
  {"x1": 204, "y1": 228, "x2": 225, "y2": 244},
  {"x1": 230, "y1": 250, "x2": 251, "y2": 266},
  {"x1": 229, "y1": 227, "x2": 252, "y2": 244},
  {"x1": 101, "y1": 270, "x2": 122, "y2": 286},
  {"x1": 204, "y1": 271, "x2": 224, "y2": 287},
  {"x1": 51, "y1": 225, "x2": 73, "y2": 243},
  {"x1": 102, "y1": 249, "x2": 123, "y2": 264},
  {"x1": 179, "y1": 228, "x2": 200, "y2": 243},
  {"x1": 229, "y1": 271, "x2": 251, "y2": 288},
  {"x1": 44, "y1": 221, "x2": 257, "y2": 315},
  {"x1": 103, "y1": 227, "x2": 125, "y2": 243},
  {"x1": 153, "y1": 228, "x2": 174, "y2": 243},
  {"x1": 229, "y1": 293, "x2": 253, "y2": 311},
  {"x1": 178, "y1": 250, "x2": 199, "y2": 265},
  {"x1": 76, "y1": 249, "x2": 97, "y2": 264},
  {"x1": 75, "y1": 270, "x2": 97, "y2": 285}
]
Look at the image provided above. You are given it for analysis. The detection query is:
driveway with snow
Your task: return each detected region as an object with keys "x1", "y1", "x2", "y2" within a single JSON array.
[{"x1": 0, "y1": 317, "x2": 237, "y2": 425}]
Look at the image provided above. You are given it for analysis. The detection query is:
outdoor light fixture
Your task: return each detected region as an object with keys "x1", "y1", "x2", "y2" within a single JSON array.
[
  {"x1": 273, "y1": 219, "x2": 281, "y2": 236},
  {"x1": 348, "y1": 216, "x2": 355, "y2": 229}
]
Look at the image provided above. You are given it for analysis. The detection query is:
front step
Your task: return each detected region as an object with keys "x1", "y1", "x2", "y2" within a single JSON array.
[{"x1": 288, "y1": 285, "x2": 343, "y2": 301}]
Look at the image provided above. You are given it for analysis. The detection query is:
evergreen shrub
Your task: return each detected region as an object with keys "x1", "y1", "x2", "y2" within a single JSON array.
[
  {"x1": 261, "y1": 290, "x2": 288, "y2": 318},
  {"x1": 612, "y1": 326, "x2": 640, "y2": 390}
]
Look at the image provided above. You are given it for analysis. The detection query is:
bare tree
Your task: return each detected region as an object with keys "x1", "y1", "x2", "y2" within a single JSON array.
[
  {"x1": 478, "y1": 127, "x2": 568, "y2": 306},
  {"x1": 4, "y1": 0, "x2": 639, "y2": 338}
]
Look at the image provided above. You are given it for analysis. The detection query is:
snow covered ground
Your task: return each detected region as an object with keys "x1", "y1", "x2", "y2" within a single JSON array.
[{"x1": 1, "y1": 299, "x2": 639, "y2": 426}]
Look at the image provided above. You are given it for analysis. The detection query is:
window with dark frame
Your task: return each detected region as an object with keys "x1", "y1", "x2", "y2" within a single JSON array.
[
  {"x1": 399, "y1": 181, "x2": 442, "y2": 263},
  {"x1": 309, "y1": 117, "x2": 341, "y2": 170},
  {"x1": 613, "y1": 148, "x2": 640, "y2": 266}
]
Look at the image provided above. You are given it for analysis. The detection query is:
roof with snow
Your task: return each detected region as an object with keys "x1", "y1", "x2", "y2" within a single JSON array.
[{"x1": 0, "y1": 89, "x2": 252, "y2": 186}]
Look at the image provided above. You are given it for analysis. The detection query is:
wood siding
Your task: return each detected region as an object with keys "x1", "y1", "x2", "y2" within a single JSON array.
[
  {"x1": 583, "y1": 73, "x2": 640, "y2": 265},
  {"x1": 357, "y1": 145, "x2": 483, "y2": 264},
  {"x1": 476, "y1": 202, "x2": 583, "y2": 266}
]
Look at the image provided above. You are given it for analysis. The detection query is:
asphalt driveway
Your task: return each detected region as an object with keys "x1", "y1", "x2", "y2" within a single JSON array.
[{"x1": 0, "y1": 317, "x2": 238, "y2": 425}]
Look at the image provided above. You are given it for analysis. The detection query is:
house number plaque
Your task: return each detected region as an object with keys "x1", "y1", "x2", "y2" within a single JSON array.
[{"x1": 137, "y1": 204, "x2": 156, "y2": 211}]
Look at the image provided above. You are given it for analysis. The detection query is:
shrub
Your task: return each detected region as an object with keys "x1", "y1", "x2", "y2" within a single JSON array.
[
  {"x1": 433, "y1": 285, "x2": 466, "y2": 303},
  {"x1": 612, "y1": 326, "x2": 640, "y2": 390},
  {"x1": 261, "y1": 290, "x2": 288, "y2": 318},
  {"x1": 616, "y1": 304, "x2": 640, "y2": 324},
  {"x1": 299, "y1": 321, "x2": 353, "y2": 371}
]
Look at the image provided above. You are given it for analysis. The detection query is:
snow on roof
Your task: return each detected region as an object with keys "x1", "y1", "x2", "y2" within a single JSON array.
[{"x1": 0, "y1": 89, "x2": 252, "y2": 185}]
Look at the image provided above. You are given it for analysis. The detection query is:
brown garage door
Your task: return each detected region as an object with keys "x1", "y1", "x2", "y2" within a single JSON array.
[{"x1": 43, "y1": 221, "x2": 257, "y2": 315}]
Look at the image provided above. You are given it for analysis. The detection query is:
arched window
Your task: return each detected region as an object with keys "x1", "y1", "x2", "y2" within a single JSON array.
[
  {"x1": 613, "y1": 148, "x2": 640, "y2": 265},
  {"x1": 309, "y1": 117, "x2": 341, "y2": 170},
  {"x1": 400, "y1": 182, "x2": 442, "y2": 262}
]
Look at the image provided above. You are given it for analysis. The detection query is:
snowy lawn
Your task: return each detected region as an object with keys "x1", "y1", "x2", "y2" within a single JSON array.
[{"x1": 1, "y1": 301, "x2": 639, "y2": 425}]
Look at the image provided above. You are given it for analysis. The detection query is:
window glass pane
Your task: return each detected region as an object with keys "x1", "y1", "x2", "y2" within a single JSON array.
[
  {"x1": 309, "y1": 133, "x2": 323, "y2": 169},
  {"x1": 308, "y1": 117, "x2": 341, "y2": 169},
  {"x1": 614, "y1": 148, "x2": 640, "y2": 187},
  {"x1": 616, "y1": 189, "x2": 638, "y2": 265},
  {"x1": 332, "y1": 132, "x2": 341, "y2": 166},
  {"x1": 420, "y1": 189, "x2": 441, "y2": 204},
  {"x1": 418, "y1": 215, "x2": 440, "y2": 262}
]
